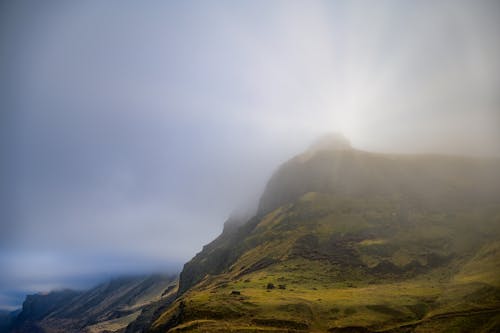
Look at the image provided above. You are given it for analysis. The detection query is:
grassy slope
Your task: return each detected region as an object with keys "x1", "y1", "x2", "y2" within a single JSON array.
[
  {"x1": 149, "y1": 149, "x2": 500, "y2": 332},
  {"x1": 151, "y1": 192, "x2": 500, "y2": 332}
]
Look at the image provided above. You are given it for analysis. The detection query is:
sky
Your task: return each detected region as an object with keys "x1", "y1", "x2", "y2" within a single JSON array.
[{"x1": 1, "y1": 0, "x2": 500, "y2": 310}]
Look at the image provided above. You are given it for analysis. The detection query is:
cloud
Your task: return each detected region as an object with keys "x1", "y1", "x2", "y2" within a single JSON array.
[{"x1": 1, "y1": 0, "x2": 499, "y2": 309}]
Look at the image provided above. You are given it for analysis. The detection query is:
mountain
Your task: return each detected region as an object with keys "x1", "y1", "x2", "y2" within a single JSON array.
[
  {"x1": 0, "y1": 310, "x2": 20, "y2": 333},
  {"x1": 144, "y1": 137, "x2": 500, "y2": 332},
  {"x1": 9, "y1": 274, "x2": 177, "y2": 333}
]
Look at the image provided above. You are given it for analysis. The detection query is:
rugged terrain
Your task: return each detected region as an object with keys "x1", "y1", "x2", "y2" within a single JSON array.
[
  {"x1": 146, "y1": 137, "x2": 500, "y2": 332},
  {"x1": 8, "y1": 274, "x2": 176, "y2": 333},
  {"x1": 8, "y1": 136, "x2": 500, "y2": 332}
]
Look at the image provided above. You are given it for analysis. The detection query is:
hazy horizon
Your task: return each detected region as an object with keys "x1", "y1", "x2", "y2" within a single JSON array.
[{"x1": 1, "y1": 0, "x2": 500, "y2": 310}]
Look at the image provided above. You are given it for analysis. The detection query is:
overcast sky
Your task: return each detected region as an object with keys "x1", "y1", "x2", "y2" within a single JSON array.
[{"x1": 1, "y1": 0, "x2": 499, "y2": 310}]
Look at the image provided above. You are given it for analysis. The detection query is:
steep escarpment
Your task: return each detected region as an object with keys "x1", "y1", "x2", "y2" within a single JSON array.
[{"x1": 150, "y1": 141, "x2": 500, "y2": 332}]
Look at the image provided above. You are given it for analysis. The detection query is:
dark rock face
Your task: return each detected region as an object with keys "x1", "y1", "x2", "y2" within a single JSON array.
[{"x1": 178, "y1": 216, "x2": 261, "y2": 295}]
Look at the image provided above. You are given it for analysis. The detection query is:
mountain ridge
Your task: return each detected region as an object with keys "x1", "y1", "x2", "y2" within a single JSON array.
[
  {"x1": 7, "y1": 140, "x2": 500, "y2": 332},
  {"x1": 149, "y1": 142, "x2": 500, "y2": 332}
]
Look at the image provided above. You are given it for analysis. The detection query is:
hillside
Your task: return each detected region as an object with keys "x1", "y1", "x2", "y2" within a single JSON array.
[
  {"x1": 9, "y1": 274, "x2": 177, "y2": 333},
  {"x1": 146, "y1": 138, "x2": 500, "y2": 332}
]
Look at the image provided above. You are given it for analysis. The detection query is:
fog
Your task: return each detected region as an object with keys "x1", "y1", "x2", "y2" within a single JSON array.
[{"x1": 1, "y1": 0, "x2": 499, "y2": 310}]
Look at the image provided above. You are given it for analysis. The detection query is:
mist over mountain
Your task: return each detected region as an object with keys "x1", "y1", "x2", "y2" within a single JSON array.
[
  {"x1": 152, "y1": 141, "x2": 500, "y2": 332},
  {"x1": 3, "y1": 0, "x2": 500, "y2": 311},
  {"x1": 2, "y1": 1, "x2": 500, "y2": 332},
  {"x1": 5, "y1": 137, "x2": 500, "y2": 332}
]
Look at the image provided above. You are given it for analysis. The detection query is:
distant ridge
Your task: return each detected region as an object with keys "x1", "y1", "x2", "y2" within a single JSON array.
[{"x1": 7, "y1": 274, "x2": 177, "y2": 333}]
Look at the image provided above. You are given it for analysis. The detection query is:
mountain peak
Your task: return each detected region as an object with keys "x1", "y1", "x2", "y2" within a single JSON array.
[
  {"x1": 308, "y1": 133, "x2": 352, "y2": 152},
  {"x1": 158, "y1": 146, "x2": 500, "y2": 333}
]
